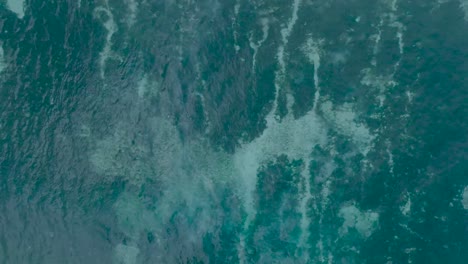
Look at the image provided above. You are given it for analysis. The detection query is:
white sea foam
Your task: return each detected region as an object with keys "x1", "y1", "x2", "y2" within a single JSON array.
[
  {"x1": 297, "y1": 159, "x2": 312, "y2": 260},
  {"x1": 94, "y1": 3, "x2": 118, "y2": 79},
  {"x1": 92, "y1": 102, "x2": 375, "y2": 263},
  {"x1": 370, "y1": 19, "x2": 384, "y2": 66},
  {"x1": 388, "y1": 0, "x2": 405, "y2": 55},
  {"x1": 235, "y1": 111, "x2": 328, "y2": 217},
  {"x1": 303, "y1": 37, "x2": 323, "y2": 112},
  {"x1": 234, "y1": 110, "x2": 327, "y2": 263},
  {"x1": 125, "y1": 0, "x2": 138, "y2": 27},
  {"x1": 463, "y1": 186, "x2": 468, "y2": 210},
  {"x1": 91, "y1": 116, "x2": 235, "y2": 261},
  {"x1": 372, "y1": 1, "x2": 405, "y2": 64},
  {"x1": 321, "y1": 101, "x2": 375, "y2": 156},
  {"x1": 459, "y1": 0, "x2": 468, "y2": 20},
  {"x1": 235, "y1": 96, "x2": 373, "y2": 261},
  {"x1": 395, "y1": 23, "x2": 404, "y2": 54},
  {"x1": 281, "y1": 0, "x2": 301, "y2": 46},
  {"x1": 90, "y1": 25, "x2": 377, "y2": 261},
  {"x1": 339, "y1": 204, "x2": 379, "y2": 238},
  {"x1": 315, "y1": 160, "x2": 336, "y2": 262},
  {"x1": 401, "y1": 195, "x2": 411, "y2": 216},
  {"x1": 329, "y1": 50, "x2": 348, "y2": 65},
  {"x1": 406, "y1": 91, "x2": 415, "y2": 104},
  {"x1": 364, "y1": 1, "x2": 406, "y2": 113},
  {"x1": 232, "y1": 0, "x2": 241, "y2": 52},
  {"x1": 272, "y1": 0, "x2": 302, "y2": 115},
  {"x1": 91, "y1": 77, "x2": 374, "y2": 263},
  {"x1": 380, "y1": 0, "x2": 405, "y2": 65},
  {"x1": 361, "y1": 68, "x2": 397, "y2": 108},
  {"x1": 137, "y1": 75, "x2": 148, "y2": 98},
  {"x1": 114, "y1": 243, "x2": 140, "y2": 264},
  {"x1": 386, "y1": 140, "x2": 394, "y2": 175},
  {"x1": 389, "y1": 0, "x2": 398, "y2": 12},
  {"x1": 7, "y1": 0, "x2": 24, "y2": 18},
  {"x1": 0, "y1": 46, "x2": 5, "y2": 73},
  {"x1": 249, "y1": 18, "x2": 269, "y2": 71},
  {"x1": 113, "y1": 192, "x2": 159, "y2": 239}
]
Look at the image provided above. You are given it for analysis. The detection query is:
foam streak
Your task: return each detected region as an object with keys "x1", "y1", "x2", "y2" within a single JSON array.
[
  {"x1": 271, "y1": 0, "x2": 302, "y2": 117},
  {"x1": 304, "y1": 38, "x2": 322, "y2": 112},
  {"x1": 6, "y1": 0, "x2": 24, "y2": 18},
  {"x1": 95, "y1": 2, "x2": 118, "y2": 79},
  {"x1": 249, "y1": 18, "x2": 269, "y2": 72}
]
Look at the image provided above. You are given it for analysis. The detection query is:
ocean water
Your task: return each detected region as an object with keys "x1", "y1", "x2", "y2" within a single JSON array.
[{"x1": 0, "y1": 0, "x2": 467, "y2": 263}]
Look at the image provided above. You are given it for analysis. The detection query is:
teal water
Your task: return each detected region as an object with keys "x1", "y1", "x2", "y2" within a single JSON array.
[{"x1": 0, "y1": 0, "x2": 467, "y2": 263}]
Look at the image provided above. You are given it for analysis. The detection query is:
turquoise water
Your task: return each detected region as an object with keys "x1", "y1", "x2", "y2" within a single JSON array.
[{"x1": 0, "y1": 0, "x2": 467, "y2": 263}]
